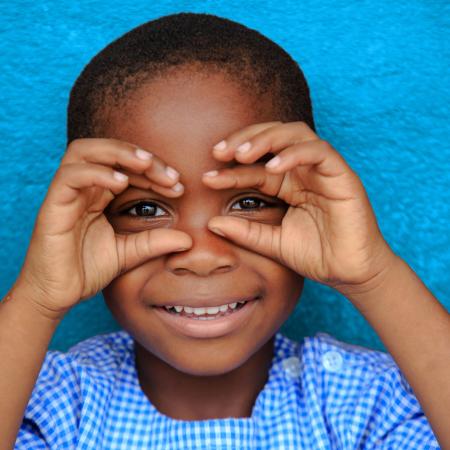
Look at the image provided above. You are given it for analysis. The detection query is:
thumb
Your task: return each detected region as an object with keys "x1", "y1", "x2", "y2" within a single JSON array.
[
  {"x1": 208, "y1": 216, "x2": 282, "y2": 262},
  {"x1": 115, "y1": 228, "x2": 192, "y2": 273}
]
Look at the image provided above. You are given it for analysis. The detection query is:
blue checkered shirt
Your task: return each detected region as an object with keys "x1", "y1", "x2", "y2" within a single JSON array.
[{"x1": 15, "y1": 330, "x2": 440, "y2": 449}]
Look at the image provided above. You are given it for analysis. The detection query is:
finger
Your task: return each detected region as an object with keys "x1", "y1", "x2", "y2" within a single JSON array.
[
  {"x1": 264, "y1": 139, "x2": 350, "y2": 178},
  {"x1": 119, "y1": 169, "x2": 184, "y2": 198},
  {"x1": 62, "y1": 138, "x2": 182, "y2": 189},
  {"x1": 208, "y1": 216, "x2": 283, "y2": 264},
  {"x1": 202, "y1": 164, "x2": 284, "y2": 198},
  {"x1": 140, "y1": 154, "x2": 182, "y2": 188},
  {"x1": 116, "y1": 228, "x2": 193, "y2": 274},
  {"x1": 46, "y1": 162, "x2": 131, "y2": 207},
  {"x1": 212, "y1": 121, "x2": 283, "y2": 161},
  {"x1": 222, "y1": 121, "x2": 320, "y2": 165}
]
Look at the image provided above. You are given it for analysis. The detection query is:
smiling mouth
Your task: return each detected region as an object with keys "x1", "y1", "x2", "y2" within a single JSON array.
[
  {"x1": 152, "y1": 297, "x2": 260, "y2": 339},
  {"x1": 158, "y1": 300, "x2": 249, "y2": 320}
]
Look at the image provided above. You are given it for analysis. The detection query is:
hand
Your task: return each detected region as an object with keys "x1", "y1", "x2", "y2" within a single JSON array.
[
  {"x1": 13, "y1": 138, "x2": 192, "y2": 319},
  {"x1": 203, "y1": 121, "x2": 396, "y2": 294}
]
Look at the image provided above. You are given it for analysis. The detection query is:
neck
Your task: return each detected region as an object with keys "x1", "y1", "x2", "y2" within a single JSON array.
[{"x1": 134, "y1": 337, "x2": 275, "y2": 421}]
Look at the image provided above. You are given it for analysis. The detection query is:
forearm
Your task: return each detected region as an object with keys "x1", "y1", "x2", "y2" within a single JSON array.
[
  {"x1": 341, "y1": 255, "x2": 450, "y2": 448},
  {"x1": 0, "y1": 282, "x2": 62, "y2": 450}
]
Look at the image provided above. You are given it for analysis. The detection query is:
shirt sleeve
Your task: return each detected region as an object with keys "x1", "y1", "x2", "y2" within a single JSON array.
[
  {"x1": 14, "y1": 350, "x2": 82, "y2": 449},
  {"x1": 15, "y1": 418, "x2": 48, "y2": 449},
  {"x1": 363, "y1": 366, "x2": 440, "y2": 449},
  {"x1": 310, "y1": 333, "x2": 441, "y2": 449}
]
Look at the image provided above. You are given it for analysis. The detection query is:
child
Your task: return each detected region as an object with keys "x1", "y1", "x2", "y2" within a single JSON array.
[{"x1": 1, "y1": 12, "x2": 448, "y2": 449}]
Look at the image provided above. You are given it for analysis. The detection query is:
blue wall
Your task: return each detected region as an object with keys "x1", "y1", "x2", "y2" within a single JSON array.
[{"x1": 1, "y1": 1, "x2": 449, "y2": 352}]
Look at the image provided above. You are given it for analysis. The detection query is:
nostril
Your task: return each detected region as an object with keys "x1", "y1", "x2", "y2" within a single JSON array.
[
  {"x1": 172, "y1": 268, "x2": 190, "y2": 275},
  {"x1": 215, "y1": 265, "x2": 234, "y2": 274},
  {"x1": 172, "y1": 264, "x2": 233, "y2": 275},
  {"x1": 167, "y1": 247, "x2": 238, "y2": 277}
]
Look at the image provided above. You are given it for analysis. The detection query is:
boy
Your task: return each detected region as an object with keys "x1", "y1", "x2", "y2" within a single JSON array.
[{"x1": 1, "y1": 12, "x2": 448, "y2": 449}]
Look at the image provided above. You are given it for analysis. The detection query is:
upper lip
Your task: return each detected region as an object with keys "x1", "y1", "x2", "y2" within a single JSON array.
[{"x1": 152, "y1": 294, "x2": 261, "y2": 308}]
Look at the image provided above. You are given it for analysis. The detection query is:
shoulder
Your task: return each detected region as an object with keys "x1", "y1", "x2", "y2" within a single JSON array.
[
  {"x1": 277, "y1": 331, "x2": 403, "y2": 401},
  {"x1": 34, "y1": 329, "x2": 134, "y2": 385},
  {"x1": 16, "y1": 330, "x2": 134, "y2": 449},
  {"x1": 299, "y1": 331, "x2": 416, "y2": 409},
  {"x1": 67, "y1": 329, "x2": 134, "y2": 373},
  {"x1": 296, "y1": 332, "x2": 440, "y2": 448},
  {"x1": 301, "y1": 331, "x2": 397, "y2": 378}
]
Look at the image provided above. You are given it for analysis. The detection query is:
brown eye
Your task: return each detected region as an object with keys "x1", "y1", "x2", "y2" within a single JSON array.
[
  {"x1": 231, "y1": 197, "x2": 273, "y2": 211},
  {"x1": 121, "y1": 201, "x2": 167, "y2": 218}
]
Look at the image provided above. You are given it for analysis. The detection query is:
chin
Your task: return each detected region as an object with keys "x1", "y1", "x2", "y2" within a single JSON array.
[{"x1": 162, "y1": 343, "x2": 252, "y2": 377}]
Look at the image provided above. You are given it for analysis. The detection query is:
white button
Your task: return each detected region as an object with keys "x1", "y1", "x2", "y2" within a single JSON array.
[
  {"x1": 281, "y1": 356, "x2": 302, "y2": 378},
  {"x1": 322, "y1": 351, "x2": 343, "y2": 372}
]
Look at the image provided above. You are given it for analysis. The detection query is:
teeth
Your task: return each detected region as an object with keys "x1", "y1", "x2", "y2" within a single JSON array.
[{"x1": 163, "y1": 300, "x2": 248, "y2": 315}]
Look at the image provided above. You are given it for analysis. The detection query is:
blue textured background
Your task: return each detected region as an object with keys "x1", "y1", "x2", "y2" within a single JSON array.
[{"x1": 1, "y1": 1, "x2": 449, "y2": 352}]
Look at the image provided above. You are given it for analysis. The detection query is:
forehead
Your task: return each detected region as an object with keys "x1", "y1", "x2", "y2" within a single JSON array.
[{"x1": 102, "y1": 68, "x2": 278, "y2": 175}]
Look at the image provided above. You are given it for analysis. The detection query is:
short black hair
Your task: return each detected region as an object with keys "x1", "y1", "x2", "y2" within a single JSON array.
[{"x1": 67, "y1": 12, "x2": 315, "y2": 146}]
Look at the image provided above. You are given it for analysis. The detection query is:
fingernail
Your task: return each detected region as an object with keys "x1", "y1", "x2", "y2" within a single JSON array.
[
  {"x1": 135, "y1": 148, "x2": 153, "y2": 160},
  {"x1": 113, "y1": 171, "x2": 128, "y2": 181},
  {"x1": 165, "y1": 166, "x2": 179, "y2": 179},
  {"x1": 172, "y1": 182, "x2": 183, "y2": 192},
  {"x1": 236, "y1": 142, "x2": 251, "y2": 153},
  {"x1": 203, "y1": 170, "x2": 219, "y2": 177},
  {"x1": 265, "y1": 156, "x2": 281, "y2": 168},
  {"x1": 210, "y1": 227, "x2": 225, "y2": 237},
  {"x1": 213, "y1": 140, "x2": 227, "y2": 151}
]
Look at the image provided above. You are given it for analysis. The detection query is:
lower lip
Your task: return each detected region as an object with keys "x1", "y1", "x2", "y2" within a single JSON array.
[{"x1": 152, "y1": 299, "x2": 259, "y2": 339}]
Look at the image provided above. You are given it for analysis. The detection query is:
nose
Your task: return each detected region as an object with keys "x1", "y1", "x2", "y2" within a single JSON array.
[{"x1": 166, "y1": 226, "x2": 239, "y2": 277}]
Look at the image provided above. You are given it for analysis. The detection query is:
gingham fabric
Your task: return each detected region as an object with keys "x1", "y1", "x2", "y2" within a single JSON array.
[{"x1": 15, "y1": 330, "x2": 440, "y2": 449}]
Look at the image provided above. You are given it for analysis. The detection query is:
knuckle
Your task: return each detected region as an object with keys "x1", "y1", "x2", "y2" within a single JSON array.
[
  {"x1": 218, "y1": 168, "x2": 234, "y2": 179},
  {"x1": 247, "y1": 220, "x2": 262, "y2": 246},
  {"x1": 64, "y1": 138, "x2": 92, "y2": 164},
  {"x1": 219, "y1": 169, "x2": 239, "y2": 189},
  {"x1": 66, "y1": 138, "x2": 88, "y2": 155},
  {"x1": 256, "y1": 172, "x2": 267, "y2": 188},
  {"x1": 55, "y1": 163, "x2": 73, "y2": 179},
  {"x1": 229, "y1": 172, "x2": 240, "y2": 188},
  {"x1": 316, "y1": 139, "x2": 337, "y2": 156},
  {"x1": 264, "y1": 175, "x2": 281, "y2": 195},
  {"x1": 294, "y1": 121, "x2": 319, "y2": 139},
  {"x1": 317, "y1": 138, "x2": 331, "y2": 147},
  {"x1": 253, "y1": 122, "x2": 284, "y2": 145},
  {"x1": 133, "y1": 232, "x2": 148, "y2": 260},
  {"x1": 261, "y1": 121, "x2": 283, "y2": 129},
  {"x1": 296, "y1": 120, "x2": 313, "y2": 131}
]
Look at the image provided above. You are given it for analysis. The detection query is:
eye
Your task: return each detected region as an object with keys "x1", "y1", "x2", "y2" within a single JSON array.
[
  {"x1": 120, "y1": 201, "x2": 167, "y2": 218},
  {"x1": 231, "y1": 196, "x2": 275, "y2": 211}
]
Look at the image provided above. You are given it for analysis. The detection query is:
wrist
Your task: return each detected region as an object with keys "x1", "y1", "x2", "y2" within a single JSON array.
[
  {"x1": 334, "y1": 252, "x2": 405, "y2": 308},
  {"x1": 4, "y1": 278, "x2": 68, "y2": 323}
]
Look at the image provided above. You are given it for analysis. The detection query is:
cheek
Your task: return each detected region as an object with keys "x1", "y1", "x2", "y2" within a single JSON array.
[
  {"x1": 102, "y1": 264, "x2": 154, "y2": 324},
  {"x1": 243, "y1": 254, "x2": 304, "y2": 338},
  {"x1": 103, "y1": 278, "x2": 134, "y2": 328},
  {"x1": 254, "y1": 255, "x2": 304, "y2": 309},
  {"x1": 104, "y1": 252, "x2": 164, "y2": 292}
]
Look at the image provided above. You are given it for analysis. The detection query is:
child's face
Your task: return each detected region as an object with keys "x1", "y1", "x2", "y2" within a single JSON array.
[{"x1": 102, "y1": 67, "x2": 304, "y2": 376}]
